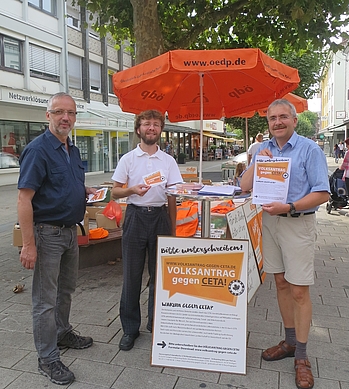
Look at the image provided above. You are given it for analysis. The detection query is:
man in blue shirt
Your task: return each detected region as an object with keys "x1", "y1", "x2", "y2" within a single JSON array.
[
  {"x1": 241, "y1": 99, "x2": 329, "y2": 389},
  {"x1": 17, "y1": 92, "x2": 96, "y2": 385}
]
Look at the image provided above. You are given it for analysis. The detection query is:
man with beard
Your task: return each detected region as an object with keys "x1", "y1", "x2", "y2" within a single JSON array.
[
  {"x1": 111, "y1": 110, "x2": 182, "y2": 351},
  {"x1": 17, "y1": 92, "x2": 95, "y2": 385},
  {"x1": 240, "y1": 99, "x2": 329, "y2": 389}
]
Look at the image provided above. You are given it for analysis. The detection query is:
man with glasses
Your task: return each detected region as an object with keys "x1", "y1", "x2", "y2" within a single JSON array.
[
  {"x1": 240, "y1": 99, "x2": 329, "y2": 389},
  {"x1": 111, "y1": 110, "x2": 182, "y2": 351},
  {"x1": 17, "y1": 92, "x2": 96, "y2": 385}
]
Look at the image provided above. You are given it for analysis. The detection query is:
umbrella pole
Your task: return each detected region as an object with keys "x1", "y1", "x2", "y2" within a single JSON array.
[
  {"x1": 245, "y1": 118, "x2": 249, "y2": 152},
  {"x1": 199, "y1": 72, "x2": 204, "y2": 184}
]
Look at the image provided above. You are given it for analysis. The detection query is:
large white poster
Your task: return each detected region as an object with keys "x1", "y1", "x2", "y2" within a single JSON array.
[{"x1": 152, "y1": 237, "x2": 248, "y2": 374}]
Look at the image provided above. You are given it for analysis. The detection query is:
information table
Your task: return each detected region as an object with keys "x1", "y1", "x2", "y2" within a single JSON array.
[{"x1": 166, "y1": 187, "x2": 241, "y2": 238}]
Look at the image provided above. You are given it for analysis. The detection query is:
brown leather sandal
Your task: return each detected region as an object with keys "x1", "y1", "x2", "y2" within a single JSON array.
[
  {"x1": 262, "y1": 340, "x2": 296, "y2": 361},
  {"x1": 294, "y1": 359, "x2": 314, "y2": 389}
]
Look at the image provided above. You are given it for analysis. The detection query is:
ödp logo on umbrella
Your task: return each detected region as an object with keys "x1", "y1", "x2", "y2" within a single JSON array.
[
  {"x1": 141, "y1": 90, "x2": 164, "y2": 101},
  {"x1": 229, "y1": 85, "x2": 254, "y2": 99}
]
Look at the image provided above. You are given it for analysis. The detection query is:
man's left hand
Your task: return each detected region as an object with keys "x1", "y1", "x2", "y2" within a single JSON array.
[
  {"x1": 85, "y1": 186, "x2": 97, "y2": 197},
  {"x1": 262, "y1": 202, "x2": 289, "y2": 216}
]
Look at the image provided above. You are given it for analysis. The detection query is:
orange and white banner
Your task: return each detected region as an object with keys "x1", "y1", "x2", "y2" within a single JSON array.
[{"x1": 152, "y1": 236, "x2": 248, "y2": 374}]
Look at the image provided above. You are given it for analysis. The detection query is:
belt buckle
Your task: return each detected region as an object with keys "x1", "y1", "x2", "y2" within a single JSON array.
[
  {"x1": 146, "y1": 206, "x2": 152, "y2": 212},
  {"x1": 290, "y1": 213, "x2": 300, "y2": 218}
]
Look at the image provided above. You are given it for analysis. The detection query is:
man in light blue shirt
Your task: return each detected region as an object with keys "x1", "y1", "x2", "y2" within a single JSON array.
[{"x1": 241, "y1": 99, "x2": 329, "y2": 389}]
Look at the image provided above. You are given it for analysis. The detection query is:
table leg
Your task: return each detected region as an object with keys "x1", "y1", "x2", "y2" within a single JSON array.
[{"x1": 201, "y1": 199, "x2": 211, "y2": 238}]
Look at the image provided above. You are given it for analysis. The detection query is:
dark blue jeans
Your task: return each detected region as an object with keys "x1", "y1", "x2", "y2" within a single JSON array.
[{"x1": 32, "y1": 223, "x2": 78, "y2": 363}]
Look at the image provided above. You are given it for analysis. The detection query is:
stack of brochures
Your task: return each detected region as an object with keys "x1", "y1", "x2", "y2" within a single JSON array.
[{"x1": 197, "y1": 185, "x2": 241, "y2": 196}]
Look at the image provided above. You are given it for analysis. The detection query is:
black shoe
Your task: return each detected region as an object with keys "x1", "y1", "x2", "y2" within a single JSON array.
[
  {"x1": 57, "y1": 330, "x2": 93, "y2": 350},
  {"x1": 38, "y1": 359, "x2": 75, "y2": 385},
  {"x1": 119, "y1": 332, "x2": 140, "y2": 351},
  {"x1": 146, "y1": 322, "x2": 153, "y2": 333}
]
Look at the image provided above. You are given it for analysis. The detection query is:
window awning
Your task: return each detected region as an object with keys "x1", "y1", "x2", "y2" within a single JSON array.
[
  {"x1": 76, "y1": 109, "x2": 135, "y2": 131},
  {"x1": 76, "y1": 109, "x2": 197, "y2": 134},
  {"x1": 165, "y1": 123, "x2": 198, "y2": 133},
  {"x1": 203, "y1": 131, "x2": 225, "y2": 139}
]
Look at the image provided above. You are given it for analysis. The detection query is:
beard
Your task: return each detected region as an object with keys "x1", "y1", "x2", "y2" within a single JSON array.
[{"x1": 140, "y1": 132, "x2": 160, "y2": 145}]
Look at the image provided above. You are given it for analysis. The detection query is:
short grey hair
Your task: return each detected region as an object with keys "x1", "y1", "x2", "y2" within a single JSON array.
[
  {"x1": 47, "y1": 92, "x2": 75, "y2": 111},
  {"x1": 267, "y1": 99, "x2": 297, "y2": 119}
]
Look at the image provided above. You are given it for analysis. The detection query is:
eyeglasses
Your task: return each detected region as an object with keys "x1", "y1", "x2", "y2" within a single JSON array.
[
  {"x1": 140, "y1": 121, "x2": 161, "y2": 128},
  {"x1": 48, "y1": 110, "x2": 77, "y2": 117},
  {"x1": 268, "y1": 115, "x2": 293, "y2": 123}
]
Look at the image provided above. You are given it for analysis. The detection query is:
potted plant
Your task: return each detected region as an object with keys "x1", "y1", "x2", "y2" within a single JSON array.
[{"x1": 177, "y1": 152, "x2": 186, "y2": 164}]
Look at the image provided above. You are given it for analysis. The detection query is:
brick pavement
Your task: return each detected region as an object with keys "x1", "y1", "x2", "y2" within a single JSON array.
[{"x1": 0, "y1": 157, "x2": 348, "y2": 388}]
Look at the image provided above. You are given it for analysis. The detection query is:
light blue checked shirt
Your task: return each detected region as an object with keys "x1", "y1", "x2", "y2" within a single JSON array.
[{"x1": 252, "y1": 132, "x2": 330, "y2": 212}]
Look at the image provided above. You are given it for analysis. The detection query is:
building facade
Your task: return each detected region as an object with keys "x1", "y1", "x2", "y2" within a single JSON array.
[
  {"x1": 0, "y1": 0, "x2": 135, "y2": 184},
  {"x1": 320, "y1": 50, "x2": 349, "y2": 155},
  {"x1": 0, "y1": 0, "x2": 227, "y2": 185}
]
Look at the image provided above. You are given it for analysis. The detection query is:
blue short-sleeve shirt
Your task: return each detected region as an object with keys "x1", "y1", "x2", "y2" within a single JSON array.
[
  {"x1": 252, "y1": 132, "x2": 330, "y2": 212},
  {"x1": 18, "y1": 129, "x2": 86, "y2": 225}
]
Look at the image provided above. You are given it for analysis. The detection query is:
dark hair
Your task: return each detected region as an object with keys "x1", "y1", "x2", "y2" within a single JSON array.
[{"x1": 134, "y1": 110, "x2": 165, "y2": 138}]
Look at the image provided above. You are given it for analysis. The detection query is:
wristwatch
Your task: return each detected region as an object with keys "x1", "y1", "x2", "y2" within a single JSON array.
[{"x1": 288, "y1": 202, "x2": 296, "y2": 216}]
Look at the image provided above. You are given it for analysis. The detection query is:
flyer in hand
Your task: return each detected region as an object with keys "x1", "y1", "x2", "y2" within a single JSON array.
[
  {"x1": 252, "y1": 156, "x2": 291, "y2": 204},
  {"x1": 87, "y1": 188, "x2": 108, "y2": 203}
]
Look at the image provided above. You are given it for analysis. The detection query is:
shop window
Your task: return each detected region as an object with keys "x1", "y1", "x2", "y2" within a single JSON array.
[
  {"x1": 28, "y1": 0, "x2": 56, "y2": 15},
  {"x1": 0, "y1": 35, "x2": 22, "y2": 72},
  {"x1": 29, "y1": 44, "x2": 60, "y2": 82},
  {"x1": 90, "y1": 62, "x2": 101, "y2": 92},
  {"x1": 68, "y1": 54, "x2": 82, "y2": 89},
  {"x1": 29, "y1": 122, "x2": 47, "y2": 142},
  {"x1": 0, "y1": 121, "x2": 27, "y2": 167}
]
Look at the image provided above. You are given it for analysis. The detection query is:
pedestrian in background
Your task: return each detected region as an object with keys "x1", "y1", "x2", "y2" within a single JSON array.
[
  {"x1": 233, "y1": 162, "x2": 246, "y2": 187},
  {"x1": 334, "y1": 143, "x2": 340, "y2": 163},
  {"x1": 111, "y1": 109, "x2": 182, "y2": 351},
  {"x1": 338, "y1": 141, "x2": 345, "y2": 158},
  {"x1": 240, "y1": 99, "x2": 329, "y2": 389},
  {"x1": 340, "y1": 138, "x2": 349, "y2": 196},
  {"x1": 247, "y1": 133, "x2": 264, "y2": 165},
  {"x1": 17, "y1": 92, "x2": 95, "y2": 385}
]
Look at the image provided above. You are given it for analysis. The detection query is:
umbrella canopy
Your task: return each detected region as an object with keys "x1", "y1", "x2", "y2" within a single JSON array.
[
  {"x1": 239, "y1": 93, "x2": 308, "y2": 118},
  {"x1": 113, "y1": 49, "x2": 299, "y2": 182}
]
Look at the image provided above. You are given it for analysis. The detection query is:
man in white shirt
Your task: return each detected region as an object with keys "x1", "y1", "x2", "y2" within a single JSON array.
[
  {"x1": 338, "y1": 141, "x2": 345, "y2": 159},
  {"x1": 111, "y1": 110, "x2": 182, "y2": 351},
  {"x1": 247, "y1": 133, "x2": 264, "y2": 165}
]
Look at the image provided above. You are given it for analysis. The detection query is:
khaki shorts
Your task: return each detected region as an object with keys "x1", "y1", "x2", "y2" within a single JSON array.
[{"x1": 262, "y1": 212, "x2": 317, "y2": 285}]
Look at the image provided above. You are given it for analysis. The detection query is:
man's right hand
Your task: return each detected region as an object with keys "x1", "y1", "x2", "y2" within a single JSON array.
[
  {"x1": 258, "y1": 149, "x2": 273, "y2": 158},
  {"x1": 132, "y1": 184, "x2": 151, "y2": 197},
  {"x1": 20, "y1": 244, "x2": 37, "y2": 270}
]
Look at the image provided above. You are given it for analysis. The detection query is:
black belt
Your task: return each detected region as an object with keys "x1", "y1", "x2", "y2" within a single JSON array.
[
  {"x1": 279, "y1": 211, "x2": 315, "y2": 218},
  {"x1": 37, "y1": 222, "x2": 77, "y2": 228},
  {"x1": 130, "y1": 204, "x2": 166, "y2": 212}
]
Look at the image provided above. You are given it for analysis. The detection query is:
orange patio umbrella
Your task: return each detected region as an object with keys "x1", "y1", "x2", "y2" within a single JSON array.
[
  {"x1": 113, "y1": 49, "x2": 300, "y2": 182},
  {"x1": 240, "y1": 93, "x2": 308, "y2": 118},
  {"x1": 237, "y1": 93, "x2": 308, "y2": 148}
]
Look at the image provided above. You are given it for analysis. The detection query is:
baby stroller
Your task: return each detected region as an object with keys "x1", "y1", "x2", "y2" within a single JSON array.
[{"x1": 326, "y1": 168, "x2": 348, "y2": 214}]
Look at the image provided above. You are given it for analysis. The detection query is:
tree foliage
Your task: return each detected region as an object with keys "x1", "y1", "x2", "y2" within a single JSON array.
[
  {"x1": 296, "y1": 110, "x2": 319, "y2": 138},
  {"x1": 76, "y1": 0, "x2": 349, "y2": 58}
]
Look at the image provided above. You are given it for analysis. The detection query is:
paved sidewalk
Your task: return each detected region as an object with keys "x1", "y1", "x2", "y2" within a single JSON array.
[{"x1": 0, "y1": 157, "x2": 348, "y2": 388}]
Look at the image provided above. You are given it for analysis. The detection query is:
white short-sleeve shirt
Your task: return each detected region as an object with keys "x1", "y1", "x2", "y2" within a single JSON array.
[{"x1": 111, "y1": 144, "x2": 183, "y2": 206}]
